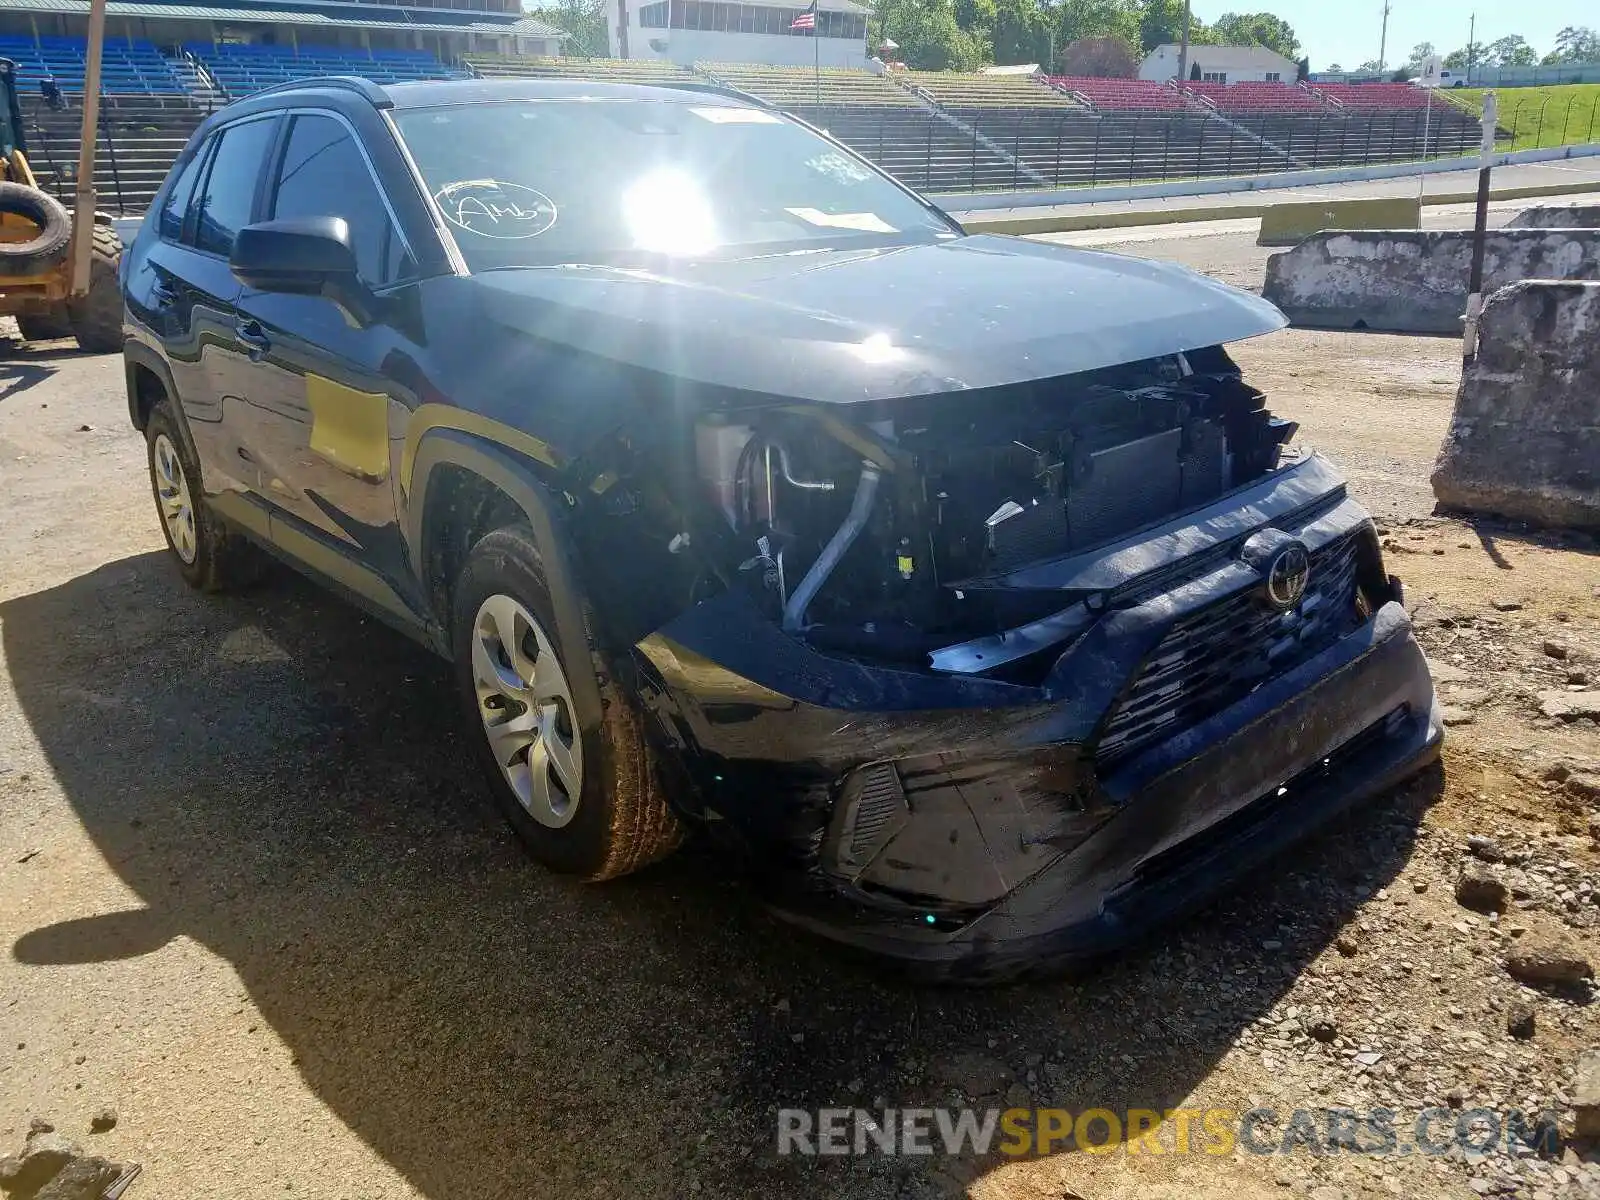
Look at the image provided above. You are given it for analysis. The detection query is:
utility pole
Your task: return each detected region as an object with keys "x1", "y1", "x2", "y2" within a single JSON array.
[
  {"x1": 1467, "y1": 12, "x2": 1476, "y2": 85},
  {"x1": 1377, "y1": 0, "x2": 1391, "y2": 73},
  {"x1": 1176, "y1": 0, "x2": 1192, "y2": 84},
  {"x1": 69, "y1": 0, "x2": 106, "y2": 296}
]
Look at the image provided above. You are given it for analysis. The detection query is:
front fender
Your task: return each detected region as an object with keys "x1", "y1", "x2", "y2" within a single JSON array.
[{"x1": 403, "y1": 428, "x2": 605, "y2": 724}]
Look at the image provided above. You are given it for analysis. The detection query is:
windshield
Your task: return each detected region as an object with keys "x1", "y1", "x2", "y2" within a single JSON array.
[{"x1": 391, "y1": 98, "x2": 955, "y2": 270}]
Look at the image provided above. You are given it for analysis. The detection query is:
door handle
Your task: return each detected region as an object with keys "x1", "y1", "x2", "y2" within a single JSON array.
[{"x1": 235, "y1": 319, "x2": 271, "y2": 361}]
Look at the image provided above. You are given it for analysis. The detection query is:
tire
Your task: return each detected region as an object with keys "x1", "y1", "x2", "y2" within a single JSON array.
[
  {"x1": 15, "y1": 308, "x2": 72, "y2": 342},
  {"x1": 0, "y1": 182, "x2": 71, "y2": 278},
  {"x1": 68, "y1": 224, "x2": 123, "y2": 354},
  {"x1": 452, "y1": 526, "x2": 683, "y2": 881},
  {"x1": 144, "y1": 399, "x2": 262, "y2": 592}
]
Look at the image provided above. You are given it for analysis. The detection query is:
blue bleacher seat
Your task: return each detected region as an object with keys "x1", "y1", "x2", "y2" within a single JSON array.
[
  {"x1": 183, "y1": 41, "x2": 467, "y2": 96},
  {"x1": 0, "y1": 35, "x2": 186, "y2": 95}
]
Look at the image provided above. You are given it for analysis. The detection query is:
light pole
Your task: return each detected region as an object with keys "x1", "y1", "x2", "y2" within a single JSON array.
[{"x1": 1176, "y1": 0, "x2": 1191, "y2": 84}]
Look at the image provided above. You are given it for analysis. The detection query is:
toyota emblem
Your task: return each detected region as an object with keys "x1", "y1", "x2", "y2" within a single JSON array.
[{"x1": 1265, "y1": 544, "x2": 1311, "y2": 611}]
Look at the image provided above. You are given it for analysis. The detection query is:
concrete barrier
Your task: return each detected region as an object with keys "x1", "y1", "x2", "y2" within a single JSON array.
[
  {"x1": 1431, "y1": 280, "x2": 1600, "y2": 529},
  {"x1": 1256, "y1": 197, "x2": 1420, "y2": 246},
  {"x1": 1262, "y1": 229, "x2": 1600, "y2": 334},
  {"x1": 1507, "y1": 204, "x2": 1600, "y2": 228}
]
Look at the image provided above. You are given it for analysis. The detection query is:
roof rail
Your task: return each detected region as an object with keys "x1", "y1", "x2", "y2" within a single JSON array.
[
  {"x1": 648, "y1": 78, "x2": 775, "y2": 108},
  {"x1": 242, "y1": 75, "x2": 392, "y2": 108}
]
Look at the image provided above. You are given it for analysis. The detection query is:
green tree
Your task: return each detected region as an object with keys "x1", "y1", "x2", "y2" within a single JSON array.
[
  {"x1": 535, "y1": 0, "x2": 606, "y2": 56},
  {"x1": 1138, "y1": 0, "x2": 1213, "y2": 53},
  {"x1": 1057, "y1": 35, "x2": 1139, "y2": 76},
  {"x1": 1210, "y1": 11, "x2": 1300, "y2": 58},
  {"x1": 874, "y1": 0, "x2": 990, "y2": 69},
  {"x1": 991, "y1": 0, "x2": 1047, "y2": 64},
  {"x1": 1542, "y1": 26, "x2": 1599, "y2": 64},
  {"x1": 1486, "y1": 34, "x2": 1537, "y2": 68},
  {"x1": 1401, "y1": 42, "x2": 1435, "y2": 72},
  {"x1": 1442, "y1": 43, "x2": 1484, "y2": 70}
]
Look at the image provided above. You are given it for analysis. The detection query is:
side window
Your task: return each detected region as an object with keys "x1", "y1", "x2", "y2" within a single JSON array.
[
  {"x1": 158, "y1": 142, "x2": 208, "y2": 243},
  {"x1": 193, "y1": 116, "x2": 278, "y2": 258},
  {"x1": 270, "y1": 114, "x2": 415, "y2": 289}
]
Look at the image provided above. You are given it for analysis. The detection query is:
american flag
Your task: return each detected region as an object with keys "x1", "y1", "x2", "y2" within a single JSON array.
[{"x1": 790, "y1": 1, "x2": 816, "y2": 30}]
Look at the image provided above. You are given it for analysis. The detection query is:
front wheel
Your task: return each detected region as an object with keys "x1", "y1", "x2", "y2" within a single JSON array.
[{"x1": 451, "y1": 526, "x2": 683, "y2": 880}]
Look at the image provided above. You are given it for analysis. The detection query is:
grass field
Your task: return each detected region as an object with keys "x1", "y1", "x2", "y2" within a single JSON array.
[{"x1": 1450, "y1": 83, "x2": 1600, "y2": 150}]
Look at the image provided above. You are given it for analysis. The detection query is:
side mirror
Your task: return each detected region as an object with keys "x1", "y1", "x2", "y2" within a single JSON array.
[{"x1": 230, "y1": 217, "x2": 374, "y2": 322}]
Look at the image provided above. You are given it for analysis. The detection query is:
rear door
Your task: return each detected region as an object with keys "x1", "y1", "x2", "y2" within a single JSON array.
[{"x1": 227, "y1": 110, "x2": 427, "y2": 616}]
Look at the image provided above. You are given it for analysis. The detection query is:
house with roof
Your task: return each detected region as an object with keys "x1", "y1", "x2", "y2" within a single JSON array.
[{"x1": 1139, "y1": 43, "x2": 1297, "y2": 84}]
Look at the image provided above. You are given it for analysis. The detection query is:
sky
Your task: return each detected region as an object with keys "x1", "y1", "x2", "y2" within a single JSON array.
[{"x1": 1190, "y1": 0, "x2": 1586, "y2": 71}]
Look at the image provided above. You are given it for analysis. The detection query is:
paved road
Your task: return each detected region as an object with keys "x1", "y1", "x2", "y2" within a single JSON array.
[{"x1": 947, "y1": 156, "x2": 1600, "y2": 227}]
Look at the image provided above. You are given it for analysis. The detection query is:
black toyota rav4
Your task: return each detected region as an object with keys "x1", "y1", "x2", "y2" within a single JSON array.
[{"x1": 121, "y1": 76, "x2": 1441, "y2": 981}]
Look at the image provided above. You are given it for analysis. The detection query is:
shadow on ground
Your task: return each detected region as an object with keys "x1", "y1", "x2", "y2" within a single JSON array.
[{"x1": 2, "y1": 553, "x2": 1443, "y2": 1198}]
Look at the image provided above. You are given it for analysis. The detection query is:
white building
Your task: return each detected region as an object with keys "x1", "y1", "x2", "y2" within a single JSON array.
[
  {"x1": 1139, "y1": 43, "x2": 1298, "y2": 84},
  {"x1": 607, "y1": 0, "x2": 869, "y2": 68}
]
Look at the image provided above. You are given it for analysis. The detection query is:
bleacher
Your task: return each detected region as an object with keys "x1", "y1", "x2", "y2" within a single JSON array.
[
  {"x1": 462, "y1": 55, "x2": 692, "y2": 84},
  {"x1": 1310, "y1": 82, "x2": 1440, "y2": 111},
  {"x1": 1050, "y1": 77, "x2": 1186, "y2": 111},
  {"x1": 1185, "y1": 81, "x2": 1327, "y2": 113},
  {"x1": 0, "y1": 35, "x2": 185, "y2": 96},
  {"x1": 186, "y1": 43, "x2": 465, "y2": 97},
  {"x1": 698, "y1": 62, "x2": 915, "y2": 107},
  {"x1": 23, "y1": 95, "x2": 205, "y2": 211},
  {"x1": 902, "y1": 71, "x2": 1081, "y2": 110}
]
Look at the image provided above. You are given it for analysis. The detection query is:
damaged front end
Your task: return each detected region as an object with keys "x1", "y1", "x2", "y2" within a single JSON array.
[{"x1": 570, "y1": 341, "x2": 1440, "y2": 978}]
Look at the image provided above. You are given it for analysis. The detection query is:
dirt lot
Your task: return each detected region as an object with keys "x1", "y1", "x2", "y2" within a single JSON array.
[{"x1": 1, "y1": 232, "x2": 1597, "y2": 1200}]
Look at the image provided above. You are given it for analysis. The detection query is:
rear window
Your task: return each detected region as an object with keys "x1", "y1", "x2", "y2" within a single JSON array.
[{"x1": 391, "y1": 98, "x2": 954, "y2": 271}]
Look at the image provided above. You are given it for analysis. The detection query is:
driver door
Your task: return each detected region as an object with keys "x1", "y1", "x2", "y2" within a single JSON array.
[{"x1": 228, "y1": 111, "x2": 426, "y2": 615}]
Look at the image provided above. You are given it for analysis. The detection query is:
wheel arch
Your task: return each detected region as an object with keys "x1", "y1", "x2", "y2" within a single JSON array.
[
  {"x1": 123, "y1": 341, "x2": 177, "y2": 434},
  {"x1": 405, "y1": 429, "x2": 605, "y2": 720}
]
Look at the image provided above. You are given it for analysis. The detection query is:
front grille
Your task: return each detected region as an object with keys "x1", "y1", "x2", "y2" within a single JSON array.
[{"x1": 1095, "y1": 530, "x2": 1366, "y2": 768}]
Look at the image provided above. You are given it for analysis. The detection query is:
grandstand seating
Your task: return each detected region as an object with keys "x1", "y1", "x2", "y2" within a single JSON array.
[
  {"x1": 1309, "y1": 82, "x2": 1441, "y2": 110},
  {"x1": 1050, "y1": 77, "x2": 1185, "y2": 111},
  {"x1": 22, "y1": 95, "x2": 205, "y2": 211},
  {"x1": 796, "y1": 104, "x2": 1024, "y2": 190},
  {"x1": 463, "y1": 55, "x2": 692, "y2": 84},
  {"x1": 185, "y1": 43, "x2": 466, "y2": 97},
  {"x1": 1184, "y1": 80, "x2": 1327, "y2": 113},
  {"x1": 902, "y1": 71, "x2": 1080, "y2": 109},
  {"x1": 0, "y1": 36, "x2": 185, "y2": 96},
  {"x1": 698, "y1": 62, "x2": 916, "y2": 107}
]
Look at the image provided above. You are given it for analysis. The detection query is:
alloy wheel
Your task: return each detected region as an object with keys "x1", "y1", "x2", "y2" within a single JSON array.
[
  {"x1": 152, "y1": 432, "x2": 197, "y2": 565},
  {"x1": 471, "y1": 593, "x2": 583, "y2": 828}
]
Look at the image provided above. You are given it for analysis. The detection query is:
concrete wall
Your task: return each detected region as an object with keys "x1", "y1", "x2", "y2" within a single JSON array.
[
  {"x1": 1261, "y1": 228, "x2": 1600, "y2": 334},
  {"x1": 1508, "y1": 204, "x2": 1600, "y2": 228},
  {"x1": 1431, "y1": 280, "x2": 1600, "y2": 529},
  {"x1": 1256, "y1": 197, "x2": 1420, "y2": 246}
]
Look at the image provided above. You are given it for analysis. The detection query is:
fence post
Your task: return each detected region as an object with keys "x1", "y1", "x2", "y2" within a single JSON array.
[
  {"x1": 1160, "y1": 118, "x2": 1171, "y2": 181},
  {"x1": 1089, "y1": 119, "x2": 1101, "y2": 185},
  {"x1": 1127, "y1": 118, "x2": 1137, "y2": 183},
  {"x1": 969, "y1": 123, "x2": 978, "y2": 192},
  {"x1": 1195, "y1": 116, "x2": 1205, "y2": 180},
  {"x1": 1012, "y1": 119, "x2": 1022, "y2": 189},
  {"x1": 1052, "y1": 116, "x2": 1063, "y2": 187}
]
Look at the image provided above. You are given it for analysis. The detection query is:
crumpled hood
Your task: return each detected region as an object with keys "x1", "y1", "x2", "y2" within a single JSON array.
[{"x1": 473, "y1": 233, "x2": 1287, "y2": 405}]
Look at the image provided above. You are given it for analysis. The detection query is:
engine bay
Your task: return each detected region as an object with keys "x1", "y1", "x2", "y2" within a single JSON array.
[{"x1": 690, "y1": 346, "x2": 1298, "y2": 674}]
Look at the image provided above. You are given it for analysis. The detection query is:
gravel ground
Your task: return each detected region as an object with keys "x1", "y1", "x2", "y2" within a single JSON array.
[{"x1": 1, "y1": 236, "x2": 1597, "y2": 1200}]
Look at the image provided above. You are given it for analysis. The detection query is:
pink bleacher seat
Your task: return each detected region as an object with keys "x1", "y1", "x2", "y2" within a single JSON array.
[
  {"x1": 1310, "y1": 83, "x2": 1438, "y2": 111},
  {"x1": 1048, "y1": 77, "x2": 1185, "y2": 111}
]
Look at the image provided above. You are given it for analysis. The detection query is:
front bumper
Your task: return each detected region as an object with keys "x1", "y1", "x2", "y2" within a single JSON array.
[
  {"x1": 770, "y1": 601, "x2": 1440, "y2": 980},
  {"x1": 626, "y1": 460, "x2": 1440, "y2": 981}
]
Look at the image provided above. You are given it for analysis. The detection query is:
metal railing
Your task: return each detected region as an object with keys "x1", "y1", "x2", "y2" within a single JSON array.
[
  {"x1": 1489, "y1": 94, "x2": 1600, "y2": 152},
  {"x1": 805, "y1": 107, "x2": 1487, "y2": 194}
]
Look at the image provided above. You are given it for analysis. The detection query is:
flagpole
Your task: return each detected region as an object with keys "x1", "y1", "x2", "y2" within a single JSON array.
[{"x1": 814, "y1": 7, "x2": 820, "y2": 104}]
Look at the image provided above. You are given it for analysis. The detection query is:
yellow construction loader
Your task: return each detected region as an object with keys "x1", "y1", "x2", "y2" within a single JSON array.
[{"x1": 0, "y1": 55, "x2": 122, "y2": 352}]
